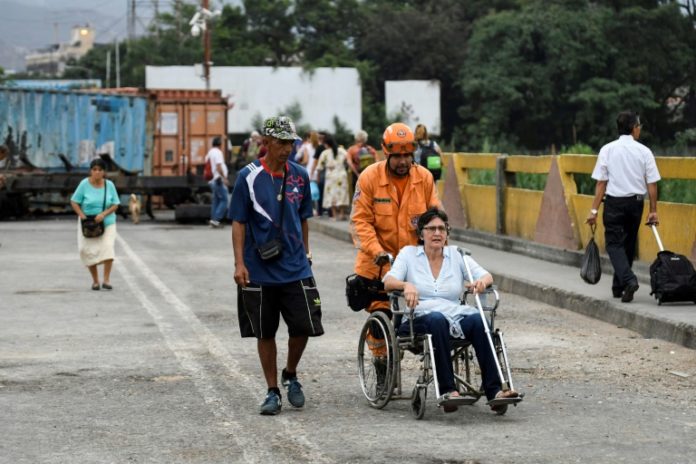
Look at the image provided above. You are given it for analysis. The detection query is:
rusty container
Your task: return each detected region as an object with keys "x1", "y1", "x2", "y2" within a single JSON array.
[{"x1": 149, "y1": 89, "x2": 228, "y2": 177}]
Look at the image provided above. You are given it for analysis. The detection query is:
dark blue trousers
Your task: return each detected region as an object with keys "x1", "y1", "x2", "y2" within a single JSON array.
[
  {"x1": 603, "y1": 195, "x2": 643, "y2": 293},
  {"x1": 399, "y1": 311, "x2": 501, "y2": 400}
]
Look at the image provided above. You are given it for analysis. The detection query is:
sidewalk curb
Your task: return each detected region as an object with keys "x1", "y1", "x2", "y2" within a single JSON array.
[
  {"x1": 492, "y1": 274, "x2": 696, "y2": 350},
  {"x1": 310, "y1": 218, "x2": 696, "y2": 350}
]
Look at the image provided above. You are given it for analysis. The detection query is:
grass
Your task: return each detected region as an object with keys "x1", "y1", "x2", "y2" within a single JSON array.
[{"x1": 466, "y1": 165, "x2": 696, "y2": 204}]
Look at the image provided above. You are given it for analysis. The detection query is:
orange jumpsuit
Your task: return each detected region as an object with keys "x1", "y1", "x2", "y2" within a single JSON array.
[{"x1": 350, "y1": 160, "x2": 441, "y2": 307}]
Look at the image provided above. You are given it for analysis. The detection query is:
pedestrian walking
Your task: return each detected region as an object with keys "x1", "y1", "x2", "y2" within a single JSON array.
[
  {"x1": 346, "y1": 130, "x2": 377, "y2": 196},
  {"x1": 230, "y1": 116, "x2": 323, "y2": 416},
  {"x1": 312, "y1": 134, "x2": 350, "y2": 221},
  {"x1": 586, "y1": 111, "x2": 661, "y2": 302},
  {"x1": 205, "y1": 136, "x2": 229, "y2": 228},
  {"x1": 414, "y1": 124, "x2": 443, "y2": 181},
  {"x1": 70, "y1": 158, "x2": 121, "y2": 291}
]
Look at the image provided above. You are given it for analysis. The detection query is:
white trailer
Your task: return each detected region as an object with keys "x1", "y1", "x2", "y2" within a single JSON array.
[
  {"x1": 385, "y1": 80, "x2": 441, "y2": 135},
  {"x1": 146, "y1": 66, "x2": 362, "y2": 135}
]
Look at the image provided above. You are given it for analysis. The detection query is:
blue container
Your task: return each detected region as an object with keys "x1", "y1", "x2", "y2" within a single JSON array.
[{"x1": 0, "y1": 87, "x2": 148, "y2": 173}]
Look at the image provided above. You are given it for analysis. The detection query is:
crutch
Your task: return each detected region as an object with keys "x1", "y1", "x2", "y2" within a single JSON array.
[{"x1": 461, "y1": 254, "x2": 510, "y2": 391}]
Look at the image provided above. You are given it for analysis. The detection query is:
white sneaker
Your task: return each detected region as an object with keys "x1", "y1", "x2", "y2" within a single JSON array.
[{"x1": 209, "y1": 220, "x2": 221, "y2": 228}]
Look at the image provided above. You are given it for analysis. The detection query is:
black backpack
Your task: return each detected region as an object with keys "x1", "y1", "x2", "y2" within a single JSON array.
[
  {"x1": 419, "y1": 141, "x2": 441, "y2": 181},
  {"x1": 649, "y1": 250, "x2": 696, "y2": 305}
]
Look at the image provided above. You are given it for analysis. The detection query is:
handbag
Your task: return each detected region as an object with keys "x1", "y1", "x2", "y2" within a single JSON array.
[
  {"x1": 580, "y1": 224, "x2": 602, "y2": 284},
  {"x1": 250, "y1": 168, "x2": 287, "y2": 261},
  {"x1": 345, "y1": 264, "x2": 389, "y2": 312},
  {"x1": 81, "y1": 182, "x2": 108, "y2": 238}
]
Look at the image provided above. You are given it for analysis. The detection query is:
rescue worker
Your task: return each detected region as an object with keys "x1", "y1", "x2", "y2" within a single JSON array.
[{"x1": 350, "y1": 122, "x2": 441, "y2": 375}]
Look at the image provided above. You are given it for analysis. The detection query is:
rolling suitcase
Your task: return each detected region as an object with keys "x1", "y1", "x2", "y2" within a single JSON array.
[{"x1": 648, "y1": 224, "x2": 696, "y2": 305}]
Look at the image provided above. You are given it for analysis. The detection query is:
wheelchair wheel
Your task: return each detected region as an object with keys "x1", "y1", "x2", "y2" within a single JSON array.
[
  {"x1": 452, "y1": 345, "x2": 483, "y2": 401},
  {"x1": 410, "y1": 386, "x2": 427, "y2": 420},
  {"x1": 357, "y1": 311, "x2": 397, "y2": 409}
]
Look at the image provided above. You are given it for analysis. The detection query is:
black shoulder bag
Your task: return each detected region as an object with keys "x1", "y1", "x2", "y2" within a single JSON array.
[
  {"x1": 345, "y1": 263, "x2": 390, "y2": 312},
  {"x1": 81, "y1": 182, "x2": 108, "y2": 238},
  {"x1": 250, "y1": 168, "x2": 287, "y2": 261}
]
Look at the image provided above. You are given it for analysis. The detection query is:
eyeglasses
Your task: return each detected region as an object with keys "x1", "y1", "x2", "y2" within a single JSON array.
[{"x1": 422, "y1": 225, "x2": 448, "y2": 233}]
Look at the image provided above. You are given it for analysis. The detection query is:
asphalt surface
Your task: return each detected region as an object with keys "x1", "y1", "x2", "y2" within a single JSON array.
[
  {"x1": 1, "y1": 214, "x2": 695, "y2": 464},
  {"x1": 311, "y1": 218, "x2": 696, "y2": 350}
]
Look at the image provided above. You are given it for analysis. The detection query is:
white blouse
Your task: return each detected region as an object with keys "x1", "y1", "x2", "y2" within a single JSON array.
[{"x1": 384, "y1": 245, "x2": 489, "y2": 338}]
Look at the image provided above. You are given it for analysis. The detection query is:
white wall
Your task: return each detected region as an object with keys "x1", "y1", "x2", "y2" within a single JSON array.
[
  {"x1": 146, "y1": 66, "x2": 362, "y2": 135},
  {"x1": 385, "y1": 80, "x2": 441, "y2": 135}
]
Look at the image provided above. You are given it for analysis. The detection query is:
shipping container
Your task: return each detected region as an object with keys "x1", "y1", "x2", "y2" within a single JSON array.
[
  {"x1": 91, "y1": 87, "x2": 229, "y2": 176},
  {"x1": 0, "y1": 87, "x2": 228, "y2": 219},
  {"x1": 0, "y1": 87, "x2": 148, "y2": 172},
  {"x1": 148, "y1": 88, "x2": 228, "y2": 177}
]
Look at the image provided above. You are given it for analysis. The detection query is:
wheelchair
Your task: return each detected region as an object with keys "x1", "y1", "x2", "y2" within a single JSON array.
[{"x1": 356, "y1": 248, "x2": 523, "y2": 419}]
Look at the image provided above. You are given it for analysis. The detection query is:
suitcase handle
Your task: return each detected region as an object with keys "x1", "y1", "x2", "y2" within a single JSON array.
[{"x1": 647, "y1": 223, "x2": 664, "y2": 252}]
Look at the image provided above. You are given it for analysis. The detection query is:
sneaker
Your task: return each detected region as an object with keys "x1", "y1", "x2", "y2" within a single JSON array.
[
  {"x1": 282, "y1": 369, "x2": 305, "y2": 408},
  {"x1": 259, "y1": 391, "x2": 282, "y2": 415},
  {"x1": 621, "y1": 281, "x2": 639, "y2": 303},
  {"x1": 209, "y1": 220, "x2": 221, "y2": 228}
]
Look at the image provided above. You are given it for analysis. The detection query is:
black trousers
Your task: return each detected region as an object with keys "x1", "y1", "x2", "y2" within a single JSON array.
[{"x1": 603, "y1": 195, "x2": 644, "y2": 292}]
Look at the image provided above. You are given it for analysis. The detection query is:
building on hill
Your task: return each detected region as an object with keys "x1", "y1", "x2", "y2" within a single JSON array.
[{"x1": 25, "y1": 25, "x2": 95, "y2": 76}]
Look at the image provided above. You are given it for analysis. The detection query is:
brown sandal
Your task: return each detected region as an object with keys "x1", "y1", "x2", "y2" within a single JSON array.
[{"x1": 488, "y1": 389, "x2": 520, "y2": 414}]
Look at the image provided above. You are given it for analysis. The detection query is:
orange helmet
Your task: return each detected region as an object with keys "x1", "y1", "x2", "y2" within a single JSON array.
[{"x1": 381, "y1": 123, "x2": 417, "y2": 155}]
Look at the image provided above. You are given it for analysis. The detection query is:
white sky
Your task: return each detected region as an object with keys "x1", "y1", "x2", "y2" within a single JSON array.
[{"x1": 0, "y1": 0, "x2": 242, "y2": 48}]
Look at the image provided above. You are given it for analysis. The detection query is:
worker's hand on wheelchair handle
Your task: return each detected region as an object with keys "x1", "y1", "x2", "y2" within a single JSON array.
[
  {"x1": 403, "y1": 282, "x2": 419, "y2": 309},
  {"x1": 374, "y1": 252, "x2": 391, "y2": 267}
]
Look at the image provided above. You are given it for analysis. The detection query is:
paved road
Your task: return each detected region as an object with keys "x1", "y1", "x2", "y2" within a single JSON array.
[{"x1": 1, "y1": 216, "x2": 696, "y2": 463}]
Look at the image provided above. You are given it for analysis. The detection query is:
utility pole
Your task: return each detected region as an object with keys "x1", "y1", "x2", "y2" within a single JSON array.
[
  {"x1": 203, "y1": 0, "x2": 211, "y2": 90},
  {"x1": 115, "y1": 39, "x2": 121, "y2": 88},
  {"x1": 128, "y1": 0, "x2": 136, "y2": 41},
  {"x1": 106, "y1": 49, "x2": 111, "y2": 88}
]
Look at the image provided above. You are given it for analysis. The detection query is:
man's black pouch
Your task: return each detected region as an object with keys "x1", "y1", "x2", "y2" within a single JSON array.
[{"x1": 257, "y1": 238, "x2": 283, "y2": 261}]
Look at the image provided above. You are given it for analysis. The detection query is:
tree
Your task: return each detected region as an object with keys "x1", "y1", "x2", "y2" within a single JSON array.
[
  {"x1": 355, "y1": 0, "x2": 478, "y2": 142},
  {"x1": 458, "y1": 0, "x2": 696, "y2": 151}
]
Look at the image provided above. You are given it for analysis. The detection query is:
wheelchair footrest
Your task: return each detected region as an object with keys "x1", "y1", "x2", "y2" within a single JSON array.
[
  {"x1": 486, "y1": 396, "x2": 523, "y2": 407},
  {"x1": 437, "y1": 396, "x2": 478, "y2": 407}
]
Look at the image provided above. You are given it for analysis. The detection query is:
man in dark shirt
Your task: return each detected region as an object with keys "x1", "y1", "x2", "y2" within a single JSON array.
[{"x1": 230, "y1": 116, "x2": 324, "y2": 415}]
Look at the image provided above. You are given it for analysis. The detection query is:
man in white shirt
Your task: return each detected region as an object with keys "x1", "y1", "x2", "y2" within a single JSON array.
[
  {"x1": 587, "y1": 111, "x2": 660, "y2": 302},
  {"x1": 205, "y1": 136, "x2": 229, "y2": 227}
]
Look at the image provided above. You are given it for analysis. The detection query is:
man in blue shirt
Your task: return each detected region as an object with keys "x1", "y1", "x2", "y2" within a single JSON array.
[{"x1": 230, "y1": 116, "x2": 323, "y2": 415}]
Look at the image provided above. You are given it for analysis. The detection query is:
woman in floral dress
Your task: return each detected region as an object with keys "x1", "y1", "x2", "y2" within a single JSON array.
[{"x1": 313, "y1": 134, "x2": 350, "y2": 220}]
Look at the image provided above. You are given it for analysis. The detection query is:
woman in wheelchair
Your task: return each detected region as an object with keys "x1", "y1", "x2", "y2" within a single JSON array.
[{"x1": 383, "y1": 207, "x2": 519, "y2": 413}]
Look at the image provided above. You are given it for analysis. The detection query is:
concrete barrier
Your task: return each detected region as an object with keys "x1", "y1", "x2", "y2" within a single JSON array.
[{"x1": 441, "y1": 152, "x2": 696, "y2": 265}]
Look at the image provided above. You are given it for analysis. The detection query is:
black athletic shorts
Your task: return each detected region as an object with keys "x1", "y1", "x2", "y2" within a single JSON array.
[{"x1": 237, "y1": 277, "x2": 324, "y2": 339}]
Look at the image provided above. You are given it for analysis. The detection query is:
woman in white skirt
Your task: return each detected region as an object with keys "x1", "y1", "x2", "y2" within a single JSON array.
[{"x1": 70, "y1": 158, "x2": 121, "y2": 290}]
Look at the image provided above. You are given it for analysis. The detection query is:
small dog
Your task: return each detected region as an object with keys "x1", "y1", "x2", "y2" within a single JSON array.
[{"x1": 128, "y1": 194, "x2": 141, "y2": 224}]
